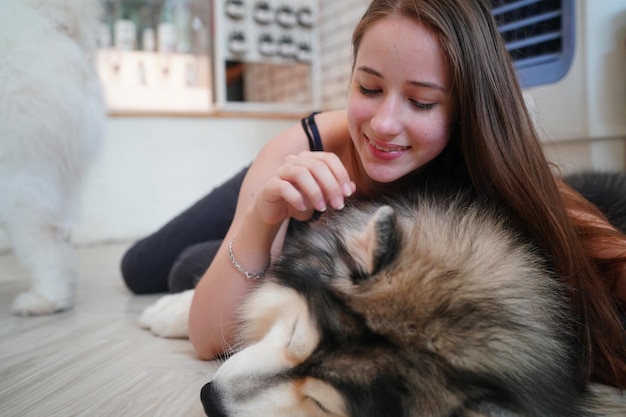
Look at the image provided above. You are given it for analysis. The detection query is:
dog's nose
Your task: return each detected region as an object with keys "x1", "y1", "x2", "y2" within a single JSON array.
[{"x1": 200, "y1": 381, "x2": 228, "y2": 417}]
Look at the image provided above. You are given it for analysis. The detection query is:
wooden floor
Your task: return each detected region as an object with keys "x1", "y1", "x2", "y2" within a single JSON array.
[{"x1": 0, "y1": 243, "x2": 218, "y2": 417}]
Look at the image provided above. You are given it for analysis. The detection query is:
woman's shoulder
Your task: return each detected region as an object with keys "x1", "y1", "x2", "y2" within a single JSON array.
[
  {"x1": 252, "y1": 109, "x2": 351, "y2": 177},
  {"x1": 260, "y1": 110, "x2": 350, "y2": 159},
  {"x1": 313, "y1": 109, "x2": 351, "y2": 151}
]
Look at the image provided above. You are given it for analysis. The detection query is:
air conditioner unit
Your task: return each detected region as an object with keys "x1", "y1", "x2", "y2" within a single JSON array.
[{"x1": 494, "y1": 0, "x2": 626, "y2": 171}]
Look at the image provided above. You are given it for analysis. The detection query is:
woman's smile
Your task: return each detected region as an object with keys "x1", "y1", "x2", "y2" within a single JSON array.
[{"x1": 366, "y1": 135, "x2": 411, "y2": 160}]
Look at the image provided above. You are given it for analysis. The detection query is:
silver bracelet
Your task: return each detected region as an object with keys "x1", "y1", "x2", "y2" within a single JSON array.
[{"x1": 228, "y1": 237, "x2": 269, "y2": 280}]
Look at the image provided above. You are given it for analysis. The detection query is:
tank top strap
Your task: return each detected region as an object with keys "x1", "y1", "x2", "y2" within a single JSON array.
[{"x1": 301, "y1": 111, "x2": 323, "y2": 152}]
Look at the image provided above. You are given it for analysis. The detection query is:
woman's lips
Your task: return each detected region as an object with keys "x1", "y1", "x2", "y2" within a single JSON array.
[{"x1": 366, "y1": 135, "x2": 410, "y2": 160}]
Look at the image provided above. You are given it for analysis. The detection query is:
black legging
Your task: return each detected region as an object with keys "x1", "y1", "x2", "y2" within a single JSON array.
[{"x1": 120, "y1": 166, "x2": 249, "y2": 294}]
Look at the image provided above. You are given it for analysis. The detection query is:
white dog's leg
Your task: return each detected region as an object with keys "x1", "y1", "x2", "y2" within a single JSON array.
[
  {"x1": 7, "y1": 212, "x2": 77, "y2": 316},
  {"x1": 0, "y1": 0, "x2": 105, "y2": 316},
  {"x1": 139, "y1": 289, "x2": 194, "y2": 339}
]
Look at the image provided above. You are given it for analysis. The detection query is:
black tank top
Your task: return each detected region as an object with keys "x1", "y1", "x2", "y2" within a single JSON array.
[
  {"x1": 301, "y1": 112, "x2": 323, "y2": 151},
  {"x1": 297, "y1": 111, "x2": 324, "y2": 223}
]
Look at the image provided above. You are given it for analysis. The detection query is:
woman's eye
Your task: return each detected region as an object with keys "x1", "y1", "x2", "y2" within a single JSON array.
[
  {"x1": 410, "y1": 100, "x2": 435, "y2": 110},
  {"x1": 358, "y1": 85, "x2": 380, "y2": 96},
  {"x1": 358, "y1": 84, "x2": 435, "y2": 110}
]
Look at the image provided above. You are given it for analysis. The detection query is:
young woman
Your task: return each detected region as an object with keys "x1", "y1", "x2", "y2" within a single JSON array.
[{"x1": 124, "y1": 0, "x2": 626, "y2": 387}]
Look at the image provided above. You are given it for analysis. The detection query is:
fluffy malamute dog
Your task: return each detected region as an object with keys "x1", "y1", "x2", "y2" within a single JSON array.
[
  {"x1": 0, "y1": 0, "x2": 105, "y2": 315},
  {"x1": 200, "y1": 185, "x2": 626, "y2": 417}
]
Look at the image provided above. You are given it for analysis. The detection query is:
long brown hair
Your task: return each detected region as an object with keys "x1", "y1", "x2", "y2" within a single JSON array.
[{"x1": 352, "y1": 0, "x2": 626, "y2": 387}]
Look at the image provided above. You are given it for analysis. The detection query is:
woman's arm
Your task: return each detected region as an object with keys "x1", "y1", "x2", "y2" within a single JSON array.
[{"x1": 188, "y1": 110, "x2": 354, "y2": 360}]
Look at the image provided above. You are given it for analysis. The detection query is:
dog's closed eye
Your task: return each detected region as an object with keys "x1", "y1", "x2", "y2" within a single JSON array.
[
  {"x1": 301, "y1": 379, "x2": 347, "y2": 417},
  {"x1": 286, "y1": 311, "x2": 319, "y2": 362},
  {"x1": 308, "y1": 396, "x2": 332, "y2": 415}
]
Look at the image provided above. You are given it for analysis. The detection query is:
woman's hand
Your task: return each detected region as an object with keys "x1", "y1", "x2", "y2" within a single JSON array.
[{"x1": 255, "y1": 151, "x2": 356, "y2": 225}]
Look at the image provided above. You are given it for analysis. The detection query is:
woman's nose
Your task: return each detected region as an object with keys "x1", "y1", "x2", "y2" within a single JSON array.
[{"x1": 370, "y1": 96, "x2": 403, "y2": 138}]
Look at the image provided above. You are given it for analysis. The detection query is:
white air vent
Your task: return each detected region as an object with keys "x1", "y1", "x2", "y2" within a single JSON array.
[
  {"x1": 492, "y1": 0, "x2": 575, "y2": 88},
  {"x1": 503, "y1": 0, "x2": 626, "y2": 173}
]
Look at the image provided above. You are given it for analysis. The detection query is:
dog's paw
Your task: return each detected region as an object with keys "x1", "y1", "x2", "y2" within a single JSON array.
[
  {"x1": 139, "y1": 289, "x2": 194, "y2": 339},
  {"x1": 12, "y1": 291, "x2": 74, "y2": 316}
]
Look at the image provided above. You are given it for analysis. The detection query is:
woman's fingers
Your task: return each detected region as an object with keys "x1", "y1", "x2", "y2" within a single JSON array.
[
  {"x1": 257, "y1": 151, "x2": 356, "y2": 226},
  {"x1": 258, "y1": 177, "x2": 314, "y2": 225},
  {"x1": 281, "y1": 152, "x2": 354, "y2": 210},
  {"x1": 278, "y1": 162, "x2": 328, "y2": 212}
]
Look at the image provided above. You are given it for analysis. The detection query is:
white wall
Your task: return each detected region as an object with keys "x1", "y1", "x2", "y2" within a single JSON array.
[
  {"x1": 75, "y1": 116, "x2": 297, "y2": 244},
  {"x1": 0, "y1": 116, "x2": 296, "y2": 251}
]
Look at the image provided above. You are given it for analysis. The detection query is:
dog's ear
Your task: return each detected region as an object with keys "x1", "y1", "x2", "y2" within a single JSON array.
[{"x1": 349, "y1": 206, "x2": 401, "y2": 278}]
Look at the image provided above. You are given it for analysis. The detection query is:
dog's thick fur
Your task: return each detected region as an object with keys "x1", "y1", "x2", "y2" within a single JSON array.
[
  {"x1": 0, "y1": 0, "x2": 105, "y2": 315},
  {"x1": 200, "y1": 184, "x2": 626, "y2": 417}
]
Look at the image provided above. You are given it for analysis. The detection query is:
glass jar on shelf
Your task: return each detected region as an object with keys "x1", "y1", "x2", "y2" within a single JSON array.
[{"x1": 95, "y1": 0, "x2": 216, "y2": 113}]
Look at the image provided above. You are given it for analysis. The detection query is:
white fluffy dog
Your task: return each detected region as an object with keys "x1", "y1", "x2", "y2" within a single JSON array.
[{"x1": 0, "y1": 0, "x2": 105, "y2": 315}]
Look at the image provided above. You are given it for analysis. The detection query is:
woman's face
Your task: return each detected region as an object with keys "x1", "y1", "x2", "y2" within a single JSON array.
[{"x1": 347, "y1": 16, "x2": 456, "y2": 184}]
